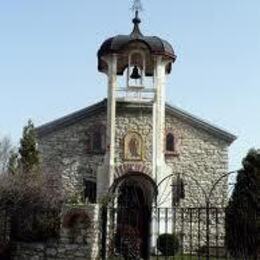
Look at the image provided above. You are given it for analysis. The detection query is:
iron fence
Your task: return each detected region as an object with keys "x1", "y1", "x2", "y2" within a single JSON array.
[{"x1": 101, "y1": 206, "x2": 257, "y2": 260}]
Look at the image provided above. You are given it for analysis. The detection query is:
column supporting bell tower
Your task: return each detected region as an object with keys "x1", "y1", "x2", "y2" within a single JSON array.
[
  {"x1": 97, "y1": 9, "x2": 176, "y2": 202},
  {"x1": 96, "y1": 54, "x2": 118, "y2": 198},
  {"x1": 153, "y1": 56, "x2": 168, "y2": 182},
  {"x1": 106, "y1": 54, "x2": 117, "y2": 188},
  {"x1": 97, "y1": 5, "x2": 177, "y2": 258}
]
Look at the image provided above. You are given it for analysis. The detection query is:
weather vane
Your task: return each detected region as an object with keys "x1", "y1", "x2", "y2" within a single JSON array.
[{"x1": 131, "y1": 0, "x2": 143, "y2": 15}]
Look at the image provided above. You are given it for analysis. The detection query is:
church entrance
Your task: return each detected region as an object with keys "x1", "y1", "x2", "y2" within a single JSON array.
[
  {"x1": 104, "y1": 172, "x2": 157, "y2": 259},
  {"x1": 116, "y1": 181, "x2": 151, "y2": 259}
]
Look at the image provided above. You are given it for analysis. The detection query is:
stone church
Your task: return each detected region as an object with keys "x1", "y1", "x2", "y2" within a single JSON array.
[{"x1": 35, "y1": 9, "x2": 236, "y2": 259}]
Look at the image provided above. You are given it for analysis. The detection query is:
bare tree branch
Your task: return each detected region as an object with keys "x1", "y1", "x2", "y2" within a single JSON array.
[{"x1": 0, "y1": 136, "x2": 13, "y2": 174}]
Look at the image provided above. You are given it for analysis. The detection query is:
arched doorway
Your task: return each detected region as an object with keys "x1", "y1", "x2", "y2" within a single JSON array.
[{"x1": 111, "y1": 172, "x2": 157, "y2": 259}]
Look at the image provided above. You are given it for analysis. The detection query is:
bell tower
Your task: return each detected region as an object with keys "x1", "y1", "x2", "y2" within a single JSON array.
[{"x1": 97, "y1": 2, "x2": 176, "y2": 195}]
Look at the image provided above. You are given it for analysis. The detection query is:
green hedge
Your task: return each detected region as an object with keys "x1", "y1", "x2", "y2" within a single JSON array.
[{"x1": 157, "y1": 233, "x2": 179, "y2": 256}]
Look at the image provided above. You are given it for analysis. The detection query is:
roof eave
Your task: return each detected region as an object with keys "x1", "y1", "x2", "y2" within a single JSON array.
[
  {"x1": 165, "y1": 103, "x2": 237, "y2": 144},
  {"x1": 36, "y1": 99, "x2": 107, "y2": 138},
  {"x1": 36, "y1": 99, "x2": 237, "y2": 144}
]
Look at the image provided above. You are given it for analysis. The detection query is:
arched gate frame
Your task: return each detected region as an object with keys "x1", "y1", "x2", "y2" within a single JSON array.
[{"x1": 101, "y1": 170, "x2": 237, "y2": 260}]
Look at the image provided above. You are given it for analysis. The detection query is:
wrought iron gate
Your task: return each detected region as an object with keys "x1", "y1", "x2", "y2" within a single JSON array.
[
  {"x1": 101, "y1": 205, "x2": 257, "y2": 260},
  {"x1": 101, "y1": 171, "x2": 258, "y2": 259},
  {"x1": 101, "y1": 206, "x2": 228, "y2": 259}
]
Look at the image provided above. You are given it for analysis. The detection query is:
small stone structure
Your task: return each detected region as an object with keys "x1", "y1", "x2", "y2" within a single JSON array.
[{"x1": 12, "y1": 205, "x2": 100, "y2": 260}]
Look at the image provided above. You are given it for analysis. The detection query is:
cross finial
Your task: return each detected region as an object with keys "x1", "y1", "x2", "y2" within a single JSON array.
[
  {"x1": 131, "y1": 0, "x2": 143, "y2": 15},
  {"x1": 130, "y1": 0, "x2": 143, "y2": 38}
]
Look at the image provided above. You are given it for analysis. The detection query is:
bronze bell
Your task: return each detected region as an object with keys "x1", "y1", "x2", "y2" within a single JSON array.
[{"x1": 130, "y1": 65, "x2": 141, "y2": 80}]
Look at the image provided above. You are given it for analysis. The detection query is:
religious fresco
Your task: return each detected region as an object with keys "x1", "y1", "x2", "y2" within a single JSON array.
[{"x1": 124, "y1": 132, "x2": 143, "y2": 161}]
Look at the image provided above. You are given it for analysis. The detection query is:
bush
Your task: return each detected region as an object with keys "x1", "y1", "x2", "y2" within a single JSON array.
[
  {"x1": 197, "y1": 245, "x2": 208, "y2": 256},
  {"x1": 12, "y1": 209, "x2": 60, "y2": 242},
  {"x1": 0, "y1": 171, "x2": 64, "y2": 242},
  {"x1": 0, "y1": 121, "x2": 65, "y2": 243},
  {"x1": 157, "y1": 233, "x2": 179, "y2": 256}
]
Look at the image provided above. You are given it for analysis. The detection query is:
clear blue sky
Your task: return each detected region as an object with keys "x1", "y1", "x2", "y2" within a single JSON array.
[{"x1": 0, "y1": 0, "x2": 259, "y2": 171}]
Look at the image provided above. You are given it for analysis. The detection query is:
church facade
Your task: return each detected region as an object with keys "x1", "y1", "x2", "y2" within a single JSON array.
[
  {"x1": 37, "y1": 99, "x2": 235, "y2": 208},
  {"x1": 35, "y1": 9, "x2": 236, "y2": 259}
]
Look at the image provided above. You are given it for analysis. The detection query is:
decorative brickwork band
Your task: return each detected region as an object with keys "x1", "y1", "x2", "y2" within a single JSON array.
[{"x1": 114, "y1": 164, "x2": 152, "y2": 179}]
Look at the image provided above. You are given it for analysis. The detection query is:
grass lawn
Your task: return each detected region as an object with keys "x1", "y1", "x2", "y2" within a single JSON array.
[
  {"x1": 109, "y1": 256, "x2": 226, "y2": 260},
  {"x1": 151, "y1": 256, "x2": 226, "y2": 260}
]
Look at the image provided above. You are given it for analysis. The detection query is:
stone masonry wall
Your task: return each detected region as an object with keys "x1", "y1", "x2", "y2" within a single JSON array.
[
  {"x1": 114, "y1": 106, "x2": 230, "y2": 253},
  {"x1": 12, "y1": 205, "x2": 100, "y2": 260},
  {"x1": 165, "y1": 114, "x2": 229, "y2": 208},
  {"x1": 159, "y1": 114, "x2": 229, "y2": 251},
  {"x1": 37, "y1": 104, "x2": 230, "y2": 208},
  {"x1": 114, "y1": 105, "x2": 229, "y2": 208},
  {"x1": 115, "y1": 106, "x2": 153, "y2": 170},
  {"x1": 38, "y1": 112, "x2": 106, "y2": 200},
  {"x1": 37, "y1": 103, "x2": 232, "y2": 255}
]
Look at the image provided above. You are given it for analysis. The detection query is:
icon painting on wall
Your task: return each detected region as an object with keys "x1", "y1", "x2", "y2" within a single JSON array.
[{"x1": 124, "y1": 132, "x2": 143, "y2": 161}]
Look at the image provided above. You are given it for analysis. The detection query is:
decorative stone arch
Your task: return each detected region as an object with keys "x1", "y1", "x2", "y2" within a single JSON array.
[
  {"x1": 111, "y1": 171, "x2": 157, "y2": 194},
  {"x1": 164, "y1": 128, "x2": 181, "y2": 155},
  {"x1": 114, "y1": 163, "x2": 152, "y2": 179},
  {"x1": 128, "y1": 50, "x2": 146, "y2": 71},
  {"x1": 108, "y1": 167, "x2": 157, "y2": 259},
  {"x1": 111, "y1": 166, "x2": 157, "y2": 208}
]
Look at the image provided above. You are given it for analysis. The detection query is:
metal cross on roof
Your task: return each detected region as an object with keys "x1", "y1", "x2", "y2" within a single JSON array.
[{"x1": 131, "y1": 0, "x2": 143, "y2": 14}]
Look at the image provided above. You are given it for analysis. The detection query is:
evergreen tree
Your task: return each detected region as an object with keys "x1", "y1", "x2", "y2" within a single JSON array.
[
  {"x1": 226, "y1": 149, "x2": 260, "y2": 258},
  {"x1": 18, "y1": 120, "x2": 39, "y2": 173}
]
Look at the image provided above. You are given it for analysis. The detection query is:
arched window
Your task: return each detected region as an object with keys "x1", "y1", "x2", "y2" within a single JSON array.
[
  {"x1": 127, "y1": 51, "x2": 145, "y2": 88},
  {"x1": 85, "y1": 125, "x2": 106, "y2": 154},
  {"x1": 93, "y1": 131, "x2": 102, "y2": 152},
  {"x1": 84, "y1": 180, "x2": 97, "y2": 204},
  {"x1": 166, "y1": 133, "x2": 175, "y2": 152},
  {"x1": 85, "y1": 135, "x2": 91, "y2": 153},
  {"x1": 172, "y1": 178, "x2": 185, "y2": 206}
]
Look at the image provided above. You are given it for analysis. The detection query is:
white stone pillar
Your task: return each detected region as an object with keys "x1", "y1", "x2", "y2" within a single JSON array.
[
  {"x1": 151, "y1": 56, "x2": 167, "y2": 252},
  {"x1": 153, "y1": 56, "x2": 166, "y2": 181},
  {"x1": 106, "y1": 54, "x2": 117, "y2": 188},
  {"x1": 97, "y1": 55, "x2": 117, "y2": 199},
  {"x1": 152, "y1": 102, "x2": 157, "y2": 179}
]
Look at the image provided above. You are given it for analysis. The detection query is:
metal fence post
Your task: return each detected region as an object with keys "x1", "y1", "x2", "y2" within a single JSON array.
[
  {"x1": 101, "y1": 207, "x2": 107, "y2": 260},
  {"x1": 206, "y1": 201, "x2": 210, "y2": 260}
]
